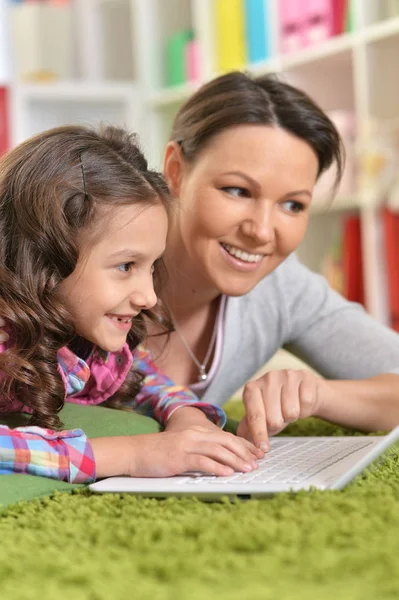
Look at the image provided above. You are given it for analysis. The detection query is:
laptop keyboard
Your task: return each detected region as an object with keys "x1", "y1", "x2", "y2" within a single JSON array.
[{"x1": 177, "y1": 438, "x2": 373, "y2": 486}]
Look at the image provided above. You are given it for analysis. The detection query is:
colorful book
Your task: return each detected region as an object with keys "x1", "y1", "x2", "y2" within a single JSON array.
[
  {"x1": 279, "y1": 0, "x2": 304, "y2": 54},
  {"x1": 214, "y1": 0, "x2": 246, "y2": 72},
  {"x1": 165, "y1": 30, "x2": 193, "y2": 86},
  {"x1": 0, "y1": 87, "x2": 9, "y2": 156},
  {"x1": 303, "y1": 0, "x2": 334, "y2": 46},
  {"x1": 342, "y1": 215, "x2": 364, "y2": 306},
  {"x1": 383, "y1": 208, "x2": 399, "y2": 332},
  {"x1": 332, "y1": 0, "x2": 348, "y2": 35},
  {"x1": 245, "y1": 0, "x2": 270, "y2": 63}
]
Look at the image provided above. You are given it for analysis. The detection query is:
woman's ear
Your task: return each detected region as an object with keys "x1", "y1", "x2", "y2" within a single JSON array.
[{"x1": 163, "y1": 141, "x2": 184, "y2": 198}]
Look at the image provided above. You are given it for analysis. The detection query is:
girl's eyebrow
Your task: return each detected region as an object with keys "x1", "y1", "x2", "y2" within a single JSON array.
[
  {"x1": 108, "y1": 249, "x2": 142, "y2": 260},
  {"x1": 108, "y1": 250, "x2": 164, "y2": 261}
]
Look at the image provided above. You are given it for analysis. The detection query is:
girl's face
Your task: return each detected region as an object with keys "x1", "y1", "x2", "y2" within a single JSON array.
[
  {"x1": 166, "y1": 125, "x2": 319, "y2": 296},
  {"x1": 59, "y1": 202, "x2": 168, "y2": 353}
]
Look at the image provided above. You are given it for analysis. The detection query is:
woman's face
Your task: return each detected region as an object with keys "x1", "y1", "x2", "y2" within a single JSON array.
[{"x1": 167, "y1": 125, "x2": 319, "y2": 296}]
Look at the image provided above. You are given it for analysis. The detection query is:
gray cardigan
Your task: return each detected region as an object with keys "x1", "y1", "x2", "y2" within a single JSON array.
[{"x1": 201, "y1": 254, "x2": 399, "y2": 407}]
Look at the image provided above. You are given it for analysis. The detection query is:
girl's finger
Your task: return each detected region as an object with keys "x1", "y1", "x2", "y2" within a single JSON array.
[
  {"x1": 217, "y1": 432, "x2": 260, "y2": 464},
  {"x1": 197, "y1": 442, "x2": 258, "y2": 473},
  {"x1": 184, "y1": 455, "x2": 234, "y2": 477},
  {"x1": 242, "y1": 383, "x2": 269, "y2": 451},
  {"x1": 239, "y1": 435, "x2": 264, "y2": 459}
]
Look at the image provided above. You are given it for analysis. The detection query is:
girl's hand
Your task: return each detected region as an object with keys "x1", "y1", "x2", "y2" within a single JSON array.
[
  {"x1": 99, "y1": 427, "x2": 262, "y2": 478},
  {"x1": 237, "y1": 369, "x2": 325, "y2": 450},
  {"x1": 0, "y1": 317, "x2": 8, "y2": 343}
]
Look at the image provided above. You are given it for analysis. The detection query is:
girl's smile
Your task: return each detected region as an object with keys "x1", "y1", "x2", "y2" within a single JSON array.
[{"x1": 59, "y1": 203, "x2": 168, "y2": 353}]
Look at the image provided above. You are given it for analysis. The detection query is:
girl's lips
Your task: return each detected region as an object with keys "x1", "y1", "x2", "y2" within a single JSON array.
[
  {"x1": 105, "y1": 315, "x2": 133, "y2": 332},
  {"x1": 219, "y1": 242, "x2": 265, "y2": 272}
]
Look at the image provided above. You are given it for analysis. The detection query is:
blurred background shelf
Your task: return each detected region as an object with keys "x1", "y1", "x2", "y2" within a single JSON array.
[{"x1": 0, "y1": 0, "x2": 399, "y2": 330}]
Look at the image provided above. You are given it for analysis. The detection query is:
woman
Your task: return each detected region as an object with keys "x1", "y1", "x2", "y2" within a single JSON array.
[{"x1": 146, "y1": 71, "x2": 399, "y2": 450}]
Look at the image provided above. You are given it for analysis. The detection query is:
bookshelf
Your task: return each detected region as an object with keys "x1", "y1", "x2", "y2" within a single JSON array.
[{"x1": 1, "y1": 0, "x2": 399, "y2": 328}]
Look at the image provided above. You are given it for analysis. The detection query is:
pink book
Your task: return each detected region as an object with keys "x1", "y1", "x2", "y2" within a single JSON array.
[
  {"x1": 185, "y1": 39, "x2": 200, "y2": 83},
  {"x1": 279, "y1": 0, "x2": 304, "y2": 54},
  {"x1": 303, "y1": 0, "x2": 334, "y2": 47}
]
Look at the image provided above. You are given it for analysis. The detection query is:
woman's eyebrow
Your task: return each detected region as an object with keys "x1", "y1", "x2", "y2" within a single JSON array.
[
  {"x1": 221, "y1": 171, "x2": 261, "y2": 192},
  {"x1": 221, "y1": 172, "x2": 312, "y2": 198},
  {"x1": 283, "y1": 190, "x2": 312, "y2": 199}
]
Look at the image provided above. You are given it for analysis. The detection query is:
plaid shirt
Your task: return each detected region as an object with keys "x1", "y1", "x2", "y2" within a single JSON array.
[{"x1": 0, "y1": 344, "x2": 226, "y2": 484}]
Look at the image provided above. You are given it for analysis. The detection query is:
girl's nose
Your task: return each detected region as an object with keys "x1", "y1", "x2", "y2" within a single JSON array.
[{"x1": 130, "y1": 277, "x2": 158, "y2": 311}]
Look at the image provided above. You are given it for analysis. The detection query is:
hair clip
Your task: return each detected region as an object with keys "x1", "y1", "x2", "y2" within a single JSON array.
[{"x1": 79, "y1": 155, "x2": 88, "y2": 200}]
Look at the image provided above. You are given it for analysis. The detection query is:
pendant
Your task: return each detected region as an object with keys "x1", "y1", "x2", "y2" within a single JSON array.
[{"x1": 198, "y1": 366, "x2": 207, "y2": 382}]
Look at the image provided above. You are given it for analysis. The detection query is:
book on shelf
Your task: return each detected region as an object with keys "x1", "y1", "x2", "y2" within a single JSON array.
[
  {"x1": 214, "y1": 0, "x2": 246, "y2": 72},
  {"x1": 342, "y1": 214, "x2": 365, "y2": 306},
  {"x1": 279, "y1": 0, "x2": 353, "y2": 55},
  {"x1": 245, "y1": 0, "x2": 271, "y2": 64},
  {"x1": 321, "y1": 214, "x2": 365, "y2": 307},
  {"x1": 0, "y1": 87, "x2": 8, "y2": 156},
  {"x1": 383, "y1": 208, "x2": 399, "y2": 332}
]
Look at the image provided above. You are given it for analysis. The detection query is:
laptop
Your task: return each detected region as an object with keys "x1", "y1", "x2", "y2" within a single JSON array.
[{"x1": 89, "y1": 427, "x2": 399, "y2": 500}]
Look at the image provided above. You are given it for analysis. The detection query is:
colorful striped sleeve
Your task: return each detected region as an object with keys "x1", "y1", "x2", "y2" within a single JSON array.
[
  {"x1": 130, "y1": 346, "x2": 227, "y2": 428},
  {"x1": 0, "y1": 425, "x2": 96, "y2": 483}
]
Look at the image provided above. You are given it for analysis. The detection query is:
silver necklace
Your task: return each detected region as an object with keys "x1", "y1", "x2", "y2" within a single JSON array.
[{"x1": 171, "y1": 310, "x2": 218, "y2": 382}]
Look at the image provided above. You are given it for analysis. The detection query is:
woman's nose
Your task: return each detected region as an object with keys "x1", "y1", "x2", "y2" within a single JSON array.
[{"x1": 241, "y1": 205, "x2": 275, "y2": 245}]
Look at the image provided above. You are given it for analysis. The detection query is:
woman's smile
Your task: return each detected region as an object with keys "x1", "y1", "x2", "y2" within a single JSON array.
[{"x1": 219, "y1": 242, "x2": 267, "y2": 273}]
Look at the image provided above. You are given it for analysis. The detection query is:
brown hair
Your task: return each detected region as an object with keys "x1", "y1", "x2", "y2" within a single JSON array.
[
  {"x1": 0, "y1": 124, "x2": 171, "y2": 429},
  {"x1": 170, "y1": 71, "x2": 344, "y2": 189}
]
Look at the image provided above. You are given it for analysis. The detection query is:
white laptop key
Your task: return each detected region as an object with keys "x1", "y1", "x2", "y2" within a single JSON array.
[{"x1": 89, "y1": 427, "x2": 399, "y2": 499}]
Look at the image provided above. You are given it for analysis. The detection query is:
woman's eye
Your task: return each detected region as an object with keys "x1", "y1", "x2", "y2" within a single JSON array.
[
  {"x1": 116, "y1": 262, "x2": 134, "y2": 273},
  {"x1": 282, "y1": 200, "x2": 305, "y2": 214},
  {"x1": 221, "y1": 186, "x2": 250, "y2": 198}
]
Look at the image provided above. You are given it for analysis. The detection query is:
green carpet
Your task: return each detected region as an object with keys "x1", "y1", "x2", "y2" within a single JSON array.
[{"x1": 1, "y1": 402, "x2": 399, "y2": 599}]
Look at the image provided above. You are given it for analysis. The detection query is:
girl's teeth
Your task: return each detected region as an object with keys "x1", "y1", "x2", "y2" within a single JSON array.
[
  {"x1": 110, "y1": 316, "x2": 132, "y2": 323},
  {"x1": 222, "y1": 243, "x2": 263, "y2": 263}
]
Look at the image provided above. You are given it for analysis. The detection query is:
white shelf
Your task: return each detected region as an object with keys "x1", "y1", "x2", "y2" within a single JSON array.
[
  {"x1": 149, "y1": 80, "x2": 201, "y2": 108},
  {"x1": 12, "y1": 81, "x2": 138, "y2": 102},
  {"x1": 280, "y1": 31, "x2": 355, "y2": 70},
  {"x1": 363, "y1": 15, "x2": 399, "y2": 43}
]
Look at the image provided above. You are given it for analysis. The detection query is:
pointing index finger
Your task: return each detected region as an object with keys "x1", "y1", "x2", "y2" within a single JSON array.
[{"x1": 242, "y1": 383, "x2": 270, "y2": 451}]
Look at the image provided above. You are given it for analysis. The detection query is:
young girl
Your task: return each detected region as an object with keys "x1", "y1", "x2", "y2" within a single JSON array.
[{"x1": 0, "y1": 124, "x2": 261, "y2": 483}]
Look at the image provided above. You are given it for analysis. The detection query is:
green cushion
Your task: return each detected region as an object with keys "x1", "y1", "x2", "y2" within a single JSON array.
[{"x1": 0, "y1": 403, "x2": 161, "y2": 507}]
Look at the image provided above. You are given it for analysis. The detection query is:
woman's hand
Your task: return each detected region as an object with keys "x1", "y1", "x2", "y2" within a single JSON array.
[
  {"x1": 237, "y1": 369, "x2": 325, "y2": 450},
  {"x1": 0, "y1": 317, "x2": 8, "y2": 343},
  {"x1": 92, "y1": 426, "x2": 263, "y2": 479}
]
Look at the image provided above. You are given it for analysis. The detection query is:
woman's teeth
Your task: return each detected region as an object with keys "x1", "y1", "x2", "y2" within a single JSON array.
[
  {"x1": 109, "y1": 316, "x2": 132, "y2": 324},
  {"x1": 222, "y1": 243, "x2": 263, "y2": 263}
]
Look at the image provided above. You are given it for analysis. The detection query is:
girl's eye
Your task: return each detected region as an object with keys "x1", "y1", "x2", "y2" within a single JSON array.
[
  {"x1": 282, "y1": 200, "x2": 306, "y2": 214},
  {"x1": 221, "y1": 186, "x2": 250, "y2": 198},
  {"x1": 116, "y1": 262, "x2": 135, "y2": 273}
]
